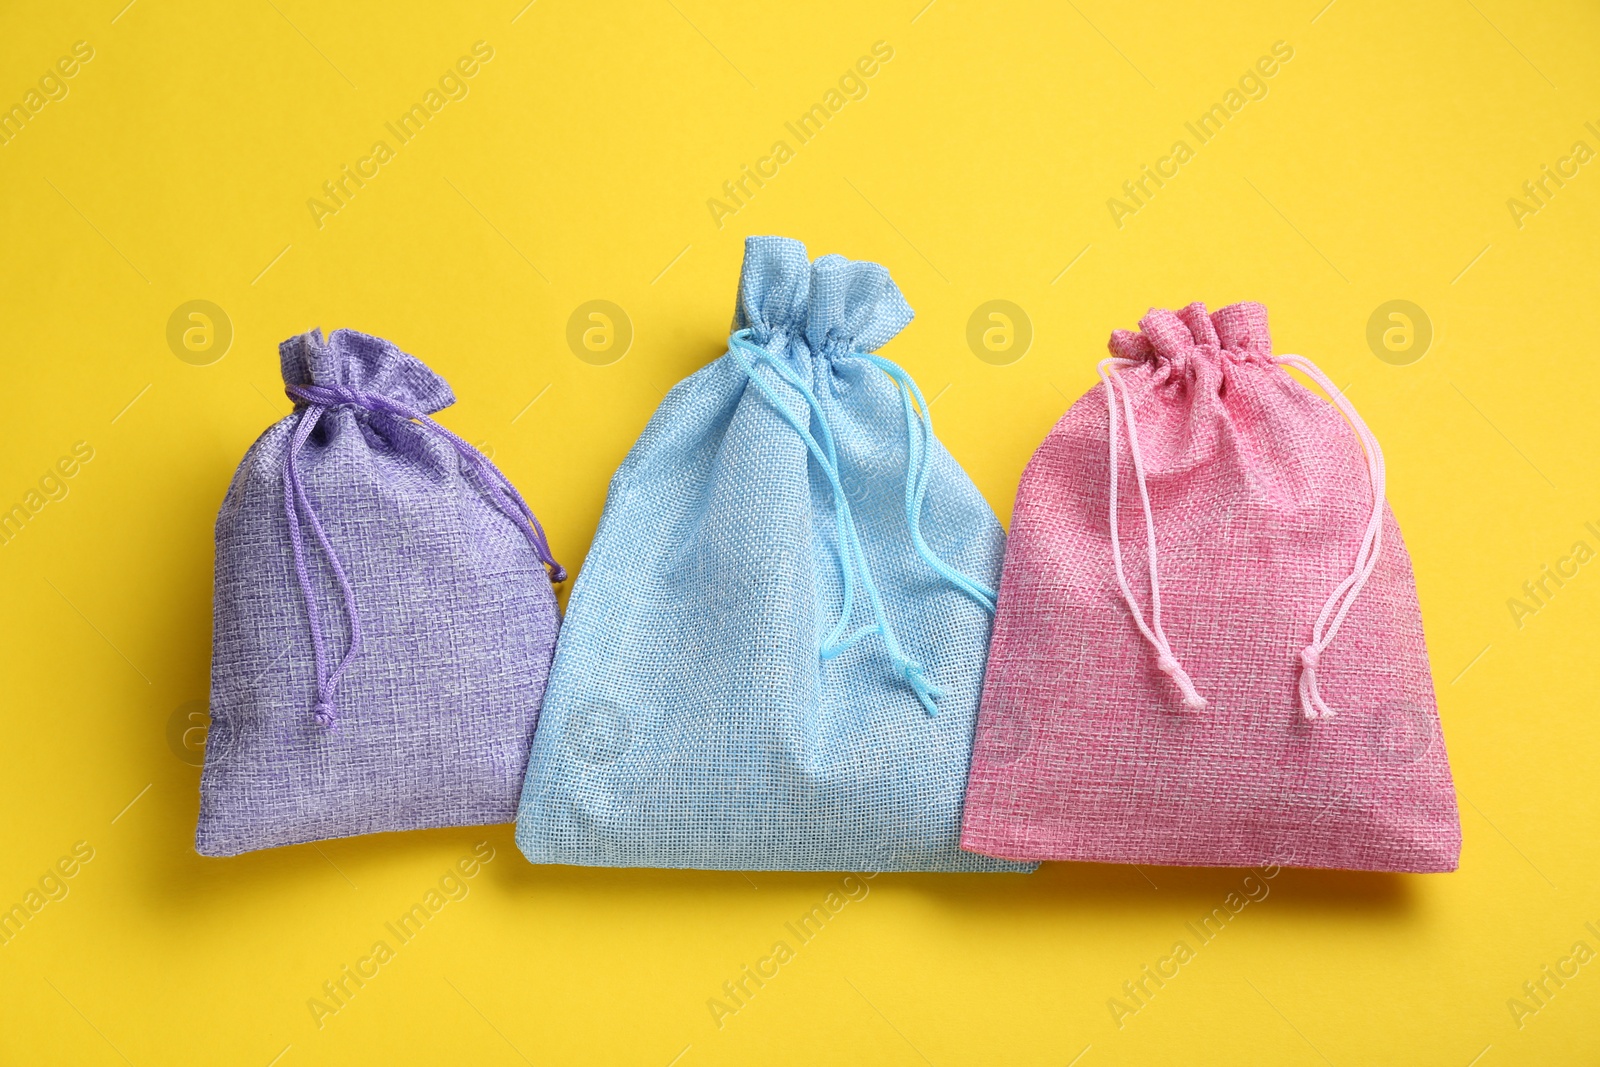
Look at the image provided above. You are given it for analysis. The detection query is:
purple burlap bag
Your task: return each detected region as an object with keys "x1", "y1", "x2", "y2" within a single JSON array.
[{"x1": 195, "y1": 328, "x2": 564, "y2": 856}]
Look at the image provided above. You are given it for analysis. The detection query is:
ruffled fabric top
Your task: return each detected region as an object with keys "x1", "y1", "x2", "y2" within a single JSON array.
[
  {"x1": 280, "y1": 328, "x2": 456, "y2": 415},
  {"x1": 731, "y1": 236, "x2": 913, "y2": 356},
  {"x1": 1108, "y1": 302, "x2": 1274, "y2": 373}
]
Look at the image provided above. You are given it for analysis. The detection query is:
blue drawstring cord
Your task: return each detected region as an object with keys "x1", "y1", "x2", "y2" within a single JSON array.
[
  {"x1": 726, "y1": 329, "x2": 997, "y2": 715},
  {"x1": 864, "y1": 353, "x2": 999, "y2": 615}
]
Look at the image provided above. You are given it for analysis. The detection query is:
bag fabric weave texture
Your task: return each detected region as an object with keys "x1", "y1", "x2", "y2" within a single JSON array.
[
  {"x1": 517, "y1": 235, "x2": 1032, "y2": 872},
  {"x1": 197, "y1": 328, "x2": 563, "y2": 857},
  {"x1": 961, "y1": 302, "x2": 1461, "y2": 872}
]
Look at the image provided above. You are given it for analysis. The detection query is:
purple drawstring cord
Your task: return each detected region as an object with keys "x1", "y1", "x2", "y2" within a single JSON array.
[
  {"x1": 282, "y1": 382, "x2": 566, "y2": 730},
  {"x1": 282, "y1": 406, "x2": 362, "y2": 729}
]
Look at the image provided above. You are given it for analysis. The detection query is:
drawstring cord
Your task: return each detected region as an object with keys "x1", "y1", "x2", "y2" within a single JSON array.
[
  {"x1": 282, "y1": 383, "x2": 566, "y2": 730},
  {"x1": 282, "y1": 408, "x2": 362, "y2": 729},
  {"x1": 727, "y1": 329, "x2": 997, "y2": 715},
  {"x1": 1099, "y1": 353, "x2": 1388, "y2": 721},
  {"x1": 1098, "y1": 357, "x2": 1206, "y2": 710},
  {"x1": 864, "y1": 353, "x2": 1000, "y2": 615},
  {"x1": 1277, "y1": 354, "x2": 1387, "y2": 720}
]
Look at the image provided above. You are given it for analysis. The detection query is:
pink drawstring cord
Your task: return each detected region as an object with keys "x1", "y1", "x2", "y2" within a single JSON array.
[
  {"x1": 1099, "y1": 354, "x2": 1388, "y2": 721},
  {"x1": 1098, "y1": 358, "x2": 1206, "y2": 710},
  {"x1": 1277, "y1": 355, "x2": 1387, "y2": 720}
]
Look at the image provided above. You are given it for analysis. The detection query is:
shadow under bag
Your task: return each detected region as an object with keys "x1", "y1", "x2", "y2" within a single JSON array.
[
  {"x1": 961, "y1": 302, "x2": 1461, "y2": 872},
  {"x1": 197, "y1": 329, "x2": 564, "y2": 856},
  {"x1": 517, "y1": 235, "x2": 1032, "y2": 872}
]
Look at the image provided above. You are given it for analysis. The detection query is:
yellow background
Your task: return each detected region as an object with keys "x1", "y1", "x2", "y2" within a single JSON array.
[{"x1": 1, "y1": 0, "x2": 1596, "y2": 1063}]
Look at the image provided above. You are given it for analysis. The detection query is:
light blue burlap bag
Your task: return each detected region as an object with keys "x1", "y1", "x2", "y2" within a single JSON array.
[{"x1": 516, "y1": 236, "x2": 1032, "y2": 872}]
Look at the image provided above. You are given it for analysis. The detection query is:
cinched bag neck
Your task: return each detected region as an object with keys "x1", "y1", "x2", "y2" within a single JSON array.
[
  {"x1": 281, "y1": 327, "x2": 456, "y2": 414},
  {"x1": 279, "y1": 330, "x2": 564, "y2": 731},
  {"x1": 1109, "y1": 301, "x2": 1276, "y2": 382},
  {"x1": 730, "y1": 236, "x2": 915, "y2": 362},
  {"x1": 1099, "y1": 302, "x2": 1387, "y2": 721}
]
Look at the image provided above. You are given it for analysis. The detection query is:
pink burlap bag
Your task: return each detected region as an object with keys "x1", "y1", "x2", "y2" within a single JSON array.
[{"x1": 961, "y1": 302, "x2": 1460, "y2": 872}]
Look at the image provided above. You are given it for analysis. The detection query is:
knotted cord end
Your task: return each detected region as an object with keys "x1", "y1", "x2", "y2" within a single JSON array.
[
  {"x1": 1296, "y1": 647, "x2": 1335, "y2": 720},
  {"x1": 1156, "y1": 653, "x2": 1207, "y2": 710},
  {"x1": 897, "y1": 659, "x2": 943, "y2": 717},
  {"x1": 312, "y1": 700, "x2": 339, "y2": 730}
]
